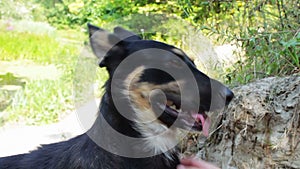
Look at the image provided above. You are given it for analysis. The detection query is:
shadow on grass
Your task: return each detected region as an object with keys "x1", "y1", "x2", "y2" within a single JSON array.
[{"x1": 0, "y1": 73, "x2": 26, "y2": 125}]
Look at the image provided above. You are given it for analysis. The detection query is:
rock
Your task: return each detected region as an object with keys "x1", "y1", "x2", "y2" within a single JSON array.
[{"x1": 202, "y1": 75, "x2": 300, "y2": 169}]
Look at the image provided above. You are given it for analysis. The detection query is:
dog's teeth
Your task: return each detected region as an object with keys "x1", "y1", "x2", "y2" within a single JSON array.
[{"x1": 171, "y1": 105, "x2": 176, "y2": 109}]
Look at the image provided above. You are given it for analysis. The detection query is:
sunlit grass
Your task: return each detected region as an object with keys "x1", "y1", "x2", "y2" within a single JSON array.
[
  {"x1": 0, "y1": 28, "x2": 107, "y2": 126},
  {"x1": 0, "y1": 31, "x2": 78, "y2": 64},
  {"x1": 7, "y1": 80, "x2": 73, "y2": 125}
]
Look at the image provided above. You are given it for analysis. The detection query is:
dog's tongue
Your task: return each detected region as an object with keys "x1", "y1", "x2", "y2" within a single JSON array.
[{"x1": 193, "y1": 114, "x2": 211, "y2": 137}]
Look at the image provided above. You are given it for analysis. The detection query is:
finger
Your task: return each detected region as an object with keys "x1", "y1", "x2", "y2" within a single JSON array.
[
  {"x1": 178, "y1": 165, "x2": 200, "y2": 169},
  {"x1": 180, "y1": 166, "x2": 204, "y2": 169},
  {"x1": 180, "y1": 159, "x2": 220, "y2": 169},
  {"x1": 177, "y1": 164, "x2": 186, "y2": 169}
]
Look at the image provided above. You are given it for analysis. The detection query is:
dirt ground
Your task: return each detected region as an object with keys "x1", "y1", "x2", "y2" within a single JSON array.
[{"x1": 0, "y1": 99, "x2": 99, "y2": 157}]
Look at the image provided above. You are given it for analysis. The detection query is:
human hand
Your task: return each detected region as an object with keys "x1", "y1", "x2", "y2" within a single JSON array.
[{"x1": 177, "y1": 158, "x2": 220, "y2": 169}]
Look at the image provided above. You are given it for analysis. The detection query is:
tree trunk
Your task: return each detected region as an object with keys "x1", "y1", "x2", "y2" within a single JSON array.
[{"x1": 201, "y1": 75, "x2": 300, "y2": 169}]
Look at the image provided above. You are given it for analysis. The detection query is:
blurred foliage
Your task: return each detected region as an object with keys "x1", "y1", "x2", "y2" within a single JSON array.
[
  {"x1": 40, "y1": 0, "x2": 140, "y2": 29},
  {"x1": 0, "y1": 0, "x2": 46, "y2": 21},
  {"x1": 178, "y1": 0, "x2": 299, "y2": 85}
]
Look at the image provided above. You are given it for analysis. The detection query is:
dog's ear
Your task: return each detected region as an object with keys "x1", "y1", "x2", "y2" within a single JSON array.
[
  {"x1": 88, "y1": 23, "x2": 125, "y2": 68},
  {"x1": 113, "y1": 26, "x2": 142, "y2": 41}
]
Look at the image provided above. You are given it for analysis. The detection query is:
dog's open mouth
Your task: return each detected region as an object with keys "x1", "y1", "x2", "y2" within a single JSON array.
[{"x1": 154, "y1": 96, "x2": 211, "y2": 137}]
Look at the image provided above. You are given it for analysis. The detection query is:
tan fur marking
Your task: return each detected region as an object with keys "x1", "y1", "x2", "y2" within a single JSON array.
[
  {"x1": 127, "y1": 77, "x2": 185, "y2": 112},
  {"x1": 123, "y1": 67, "x2": 186, "y2": 123},
  {"x1": 123, "y1": 68, "x2": 186, "y2": 155}
]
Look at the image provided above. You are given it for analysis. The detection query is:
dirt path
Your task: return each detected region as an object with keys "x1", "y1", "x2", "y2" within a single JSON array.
[
  {"x1": 0, "y1": 99, "x2": 99, "y2": 157},
  {"x1": 0, "y1": 60, "x2": 61, "y2": 80}
]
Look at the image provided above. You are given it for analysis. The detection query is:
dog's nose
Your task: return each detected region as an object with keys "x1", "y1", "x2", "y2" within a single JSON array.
[{"x1": 225, "y1": 88, "x2": 234, "y2": 105}]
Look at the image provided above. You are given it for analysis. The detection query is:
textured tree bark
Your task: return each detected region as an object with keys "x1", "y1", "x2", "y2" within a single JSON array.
[{"x1": 201, "y1": 75, "x2": 300, "y2": 169}]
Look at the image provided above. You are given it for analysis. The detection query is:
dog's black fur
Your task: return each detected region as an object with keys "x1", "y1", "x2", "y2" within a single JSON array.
[{"x1": 0, "y1": 24, "x2": 233, "y2": 169}]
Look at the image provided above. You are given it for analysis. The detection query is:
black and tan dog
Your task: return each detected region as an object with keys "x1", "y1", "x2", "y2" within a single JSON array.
[{"x1": 0, "y1": 24, "x2": 233, "y2": 169}]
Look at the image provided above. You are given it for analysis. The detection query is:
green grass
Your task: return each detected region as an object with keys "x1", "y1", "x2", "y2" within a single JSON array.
[
  {"x1": 7, "y1": 80, "x2": 73, "y2": 124},
  {"x1": 0, "y1": 28, "x2": 107, "y2": 125},
  {"x1": 0, "y1": 31, "x2": 77, "y2": 64}
]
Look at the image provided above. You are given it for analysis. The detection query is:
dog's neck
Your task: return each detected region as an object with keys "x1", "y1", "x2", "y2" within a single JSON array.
[{"x1": 87, "y1": 92, "x2": 139, "y2": 151}]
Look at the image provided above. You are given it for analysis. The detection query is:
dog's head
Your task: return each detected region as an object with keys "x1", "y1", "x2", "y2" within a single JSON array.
[{"x1": 88, "y1": 24, "x2": 234, "y2": 137}]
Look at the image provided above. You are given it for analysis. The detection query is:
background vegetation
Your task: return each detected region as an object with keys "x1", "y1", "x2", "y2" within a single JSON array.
[
  {"x1": 0, "y1": 0, "x2": 299, "y2": 125},
  {"x1": 37, "y1": 0, "x2": 299, "y2": 84}
]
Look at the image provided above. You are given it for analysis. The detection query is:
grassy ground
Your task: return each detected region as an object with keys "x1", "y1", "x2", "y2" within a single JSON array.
[{"x1": 0, "y1": 20, "x2": 107, "y2": 126}]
